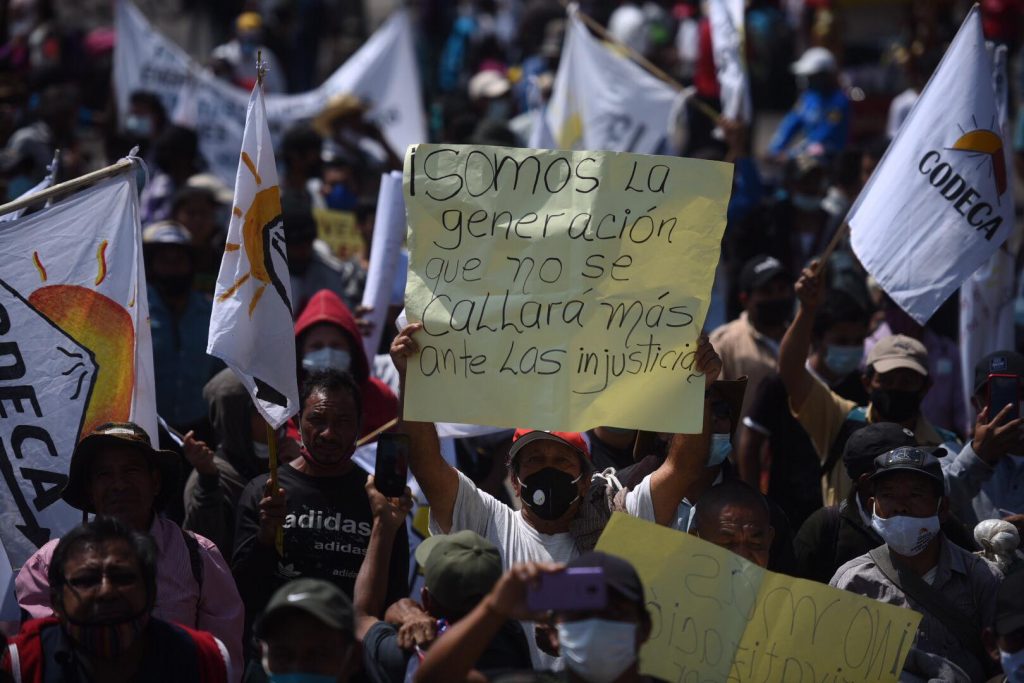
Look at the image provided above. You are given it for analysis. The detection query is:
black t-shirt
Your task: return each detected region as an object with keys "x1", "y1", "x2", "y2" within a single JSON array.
[
  {"x1": 586, "y1": 430, "x2": 636, "y2": 472},
  {"x1": 745, "y1": 374, "x2": 823, "y2": 530},
  {"x1": 232, "y1": 463, "x2": 409, "y2": 630}
]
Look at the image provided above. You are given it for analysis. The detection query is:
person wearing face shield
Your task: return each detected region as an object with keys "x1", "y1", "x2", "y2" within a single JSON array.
[
  {"x1": 830, "y1": 447, "x2": 1002, "y2": 682},
  {"x1": 767, "y1": 46, "x2": 850, "y2": 160},
  {"x1": 389, "y1": 324, "x2": 722, "y2": 668},
  {"x1": 779, "y1": 261, "x2": 961, "y2": 507},
  {"x1": 414, "y1": 552, "x2": 660, "y2": 683},
  {"x1": 293, "y1": 289, "x2": 399, "y2": 441},
  {"x1": 710, "y1": 254, "x2": 795, "y2": 422},
  {"x1": 3, "y1": 517, "x2": 230, "y2": 683}
]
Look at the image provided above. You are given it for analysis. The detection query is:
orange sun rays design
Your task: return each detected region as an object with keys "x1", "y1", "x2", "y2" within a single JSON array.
[
  {"x1": 30, "y1": 248, "x2": 135, "y2": 440},
  {"x1": 220, "y1": 150, "x2": 289, "y2": 318}
]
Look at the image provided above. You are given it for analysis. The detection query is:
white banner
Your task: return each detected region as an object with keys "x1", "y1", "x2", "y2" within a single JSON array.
[
  {"x1": 114, "y1": 0, "x2": 426, "y2": 183},
  {"x1": 849, "y1": 6, "x2": 1014, "y2": 324},
  {"x1": 708, "y1": 0, "x2": 751, "y2": 124},
  {"x1": 0, "y1": 171, "x2": 156, "y2": 568},
  {"x1": 360, "y1": 171, "x2": 406, "y2": 362},
  {"x1": 208, "y1": 82, "x2": 299, "y2": 429},
  {"x1": 545, "y1": 6, "x2": 678, "y2": 155}
]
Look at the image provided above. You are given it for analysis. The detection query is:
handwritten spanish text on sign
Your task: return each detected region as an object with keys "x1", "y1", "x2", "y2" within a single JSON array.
[
  {"x1": 596, "y1": 514, "x2": 921, "y2": 683},
  {"x1": 402, "y1": 144, "x2": 733, "y2": 433}
]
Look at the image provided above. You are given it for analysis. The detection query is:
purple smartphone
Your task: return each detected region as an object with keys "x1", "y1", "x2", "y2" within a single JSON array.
[{"x1": 526, "y1": 567, "x2": 607, "y2": 612}]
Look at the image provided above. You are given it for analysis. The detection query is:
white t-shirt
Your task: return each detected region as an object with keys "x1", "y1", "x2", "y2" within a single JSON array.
[{"x1": 428, "y1": 470, "x2": 657, "y2": 667}]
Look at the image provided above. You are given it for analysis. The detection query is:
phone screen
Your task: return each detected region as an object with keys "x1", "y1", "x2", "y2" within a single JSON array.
[
  {"x1": 375, "y1": 433, "x2": 409, "y2": 497},
  {"x1": 988, "y1": 374, "x2": 1019, "y2": 421}
]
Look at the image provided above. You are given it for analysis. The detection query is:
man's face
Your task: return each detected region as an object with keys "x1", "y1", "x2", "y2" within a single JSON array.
[
  {"x1": 88, "y1": 448, "x2": 160, "y2": 526},
  {"x1": 149, "y1": 245, "x2": 192, "y2": 281},
  {"x1": 300, "y1": 322, "x2": 351, "y2": 357},
  {"x1": 58, "y1": 539, "x2": 148, "y2": 624},
  {"x1": 821, "y1": 320, "x2": 868, "y2": 349},
  {"x1": 173, "y1": 197, "x2": 216, "y2": 246},
  {"x1": 299, "y1": 388, "x2": 360, "y2": 467},
  {"x1": 262, "y1": 611, "x2": 353, "y2": 681},
  {"x1": 552, "y1": 593, "x2": 649, "y2": 651},
  {"x1": 695, "y1": 504, "x2": 774, "y2": 568},
  {"x1": 870, "y1": 471, "x2": 941, "y2": 519},
  {"x1": 866, "y1": 368, "x2": 927, "y2": 393},
  {"x1": 515, "y1": 441, "x2": 582, "y2": 481},
  {"x1": 287, "y1": 239, "x2": 314, "y2": 276},
  {"x1": 743, "y1": 278, "x2": 793, "y2": 319}
]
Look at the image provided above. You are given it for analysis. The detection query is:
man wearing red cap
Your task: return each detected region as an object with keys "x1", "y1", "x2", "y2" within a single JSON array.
[{"x1": 390, "y1": 324, "x2": 722, "y2": 666}]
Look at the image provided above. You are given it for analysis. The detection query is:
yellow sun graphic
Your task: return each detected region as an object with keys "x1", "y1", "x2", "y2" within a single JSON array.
[
  {"x1": 219, "y1": 151, "x2": 291, "y2": 317},
  {"x1": 30, "y1": 241, "x2": 135, "y2": 440}
]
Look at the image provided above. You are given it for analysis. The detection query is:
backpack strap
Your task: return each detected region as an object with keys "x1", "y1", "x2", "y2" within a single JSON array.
[
  {"x1": 180, "y1": 528, "x2": 205, "y2": 627},
  {"x1": 867, "y1": 547, "x2": 988, "y2": 668}
]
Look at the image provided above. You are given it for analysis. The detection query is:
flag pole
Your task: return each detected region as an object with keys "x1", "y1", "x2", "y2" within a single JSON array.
[
  {"x1": 570, "y1": 7, "x2": 721, "y2": 122},
  {"x1": 812, "y1": 222, "x2": 849, "y2": 275},
  {"x1": 0, "y1": 156, "x2": 136, "y2": 218}
]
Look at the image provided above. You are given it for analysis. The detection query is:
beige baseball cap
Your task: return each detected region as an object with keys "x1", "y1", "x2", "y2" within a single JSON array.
[{"x1": 866, "y1": 334, "x2": 928, "y2": 376}]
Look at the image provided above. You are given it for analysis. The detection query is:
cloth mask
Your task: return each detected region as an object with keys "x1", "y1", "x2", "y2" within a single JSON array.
[
  {"x1": 1001, "y1": 648, "x2": 1024, "y2": 683},
  {"x1": 325, "y1": 183, "x2": 358, "y2": 211},
  {"x1": 125, "y1": 114, "x2": 154, "y2": 139},
  {"x1": 708, "y1": 433, "x2": 732, "y2": 467},
  {"x1": 870, "y1": 388, "x2": 923, "y2": 422},
  {"x1": 870, "y1": 502, "x2": 940, "y2": 556},
  {"x1": 557, "y1": 619, "x2": 638, "y2": 683},
  {"x1": 302, "y1": 348, "x2": 352, "y2": 373},
  {"x1": 62, "y1": 610, "x2": 150, "y2": 660},
  {"x1": 825, "y1": 345, "x2": 863, "y2": 377},
  {"x1": 518, "y1": 467, "x2": 582, "y2": 521},
  {"x1": 754, "y1": 297, "x2": 794, "y2": 327},
  {"x1": 252, "y1": 441, "x2": 270, "y2": 459}
]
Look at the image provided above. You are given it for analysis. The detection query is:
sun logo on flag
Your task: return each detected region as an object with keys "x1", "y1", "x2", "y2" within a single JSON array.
[
  {"x1": 948, "y1": 119, "x2": 1007, "y2": 196},
  {"x1": 30, "y1": 240, "x2": 135, "y2": 438},
  {"x1": 219, "y1": 151, "x2": 291, "y2": 318}
]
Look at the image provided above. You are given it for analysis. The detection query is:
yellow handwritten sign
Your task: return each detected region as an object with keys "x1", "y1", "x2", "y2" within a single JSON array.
[
  {"x1": 403, "y1": 144, "x2": 733, "y2": 433},
  {"x1": 596, "y1": 514, "x2": 921, "y2": 683},
  {"x1": 313, "y1": 207, "x2": 365, "y2": 260}
]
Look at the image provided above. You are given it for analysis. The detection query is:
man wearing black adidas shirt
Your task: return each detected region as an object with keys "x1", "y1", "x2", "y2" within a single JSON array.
[{"x1": 232, "y1": 369, "x2": 409, "y2": 641}]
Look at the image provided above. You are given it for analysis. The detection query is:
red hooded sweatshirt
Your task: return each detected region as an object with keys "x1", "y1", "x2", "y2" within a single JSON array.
[{"x1": 292, "y1": 289, "x2": 398, "y2": 439}]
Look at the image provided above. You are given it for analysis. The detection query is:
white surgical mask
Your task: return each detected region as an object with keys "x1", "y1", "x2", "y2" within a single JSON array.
[
  {"x1": 708, "y1": 433, "x2": 732, "y2": 467},
  {"x1": 252, "y1": 441, "x2": 270, "y2": 459},
  {"x1": 557, "y1": 619, "x2": 637, "y2": 683},
  {"x1": 302, "y1": 347, "x2": 351, "y2": 373},
  {"x1": 1001, "y1": 648, "x2": 1024, "y2": 683},
  {"x1": 870, "y1": 502, "x2": 940, "y2": 557}
]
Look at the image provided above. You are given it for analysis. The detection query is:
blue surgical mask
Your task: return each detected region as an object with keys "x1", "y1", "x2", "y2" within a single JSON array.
[
  {"x1": 792, "y1": 193, "x2": 822, "y2": 212},
  {"x1": 1002, "y1": 648, "x2": 1024, "y2": 683},
  {"x1": 708, "y1": 433, "x2": 732, "y2": 467},
  {"x1": 824, "y1": 344, "x2": 862, "y2": 377},
  {"x1": 302, "y1": 348, "x2": 351, "y2": 373},
  {"x1": 557, "y1": 619, "x2": 637, "y2": 683}
]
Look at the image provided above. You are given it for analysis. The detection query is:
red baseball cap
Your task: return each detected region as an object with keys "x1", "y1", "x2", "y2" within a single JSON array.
[{"x1": 507, "y1": 429, "x2": 590, "y2": 466}]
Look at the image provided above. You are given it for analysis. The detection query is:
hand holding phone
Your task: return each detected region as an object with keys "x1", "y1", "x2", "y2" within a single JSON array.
[
  {"x1": 987, "y1": 373, "x2": 1020, "y2": 422},
  {"x1": 375, "y1": 433, "x2": 409, "y2": 497},
  {"x1": 526, "y1": 567, "x2": 607, "y2": 612}
]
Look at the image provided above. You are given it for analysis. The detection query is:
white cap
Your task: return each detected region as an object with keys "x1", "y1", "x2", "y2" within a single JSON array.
[
  {"x1": 791, "y1": 47, "x2": 837, "y2": 76},
  {"x1": 468, "y1": 70, "x2": 511, "y2": 101}
]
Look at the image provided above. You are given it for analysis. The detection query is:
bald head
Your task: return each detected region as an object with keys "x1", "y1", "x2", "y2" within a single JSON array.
[{"x1": 691, "y1": 480, "x2": 774, "y2": 568}]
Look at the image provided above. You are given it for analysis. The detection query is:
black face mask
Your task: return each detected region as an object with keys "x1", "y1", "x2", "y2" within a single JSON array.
[
  {"x1": 870, "y1": 388, "x2": 923, "y2": 422},
  {"x1": 753, "y1": 297, "x2": 793, "y2": 327},
  {"x1": 518, "y1": 467, "x2": 582, "y2": 521},
  {"x1": 154, "y1": 273, "x2": 193, "y2": 298}
]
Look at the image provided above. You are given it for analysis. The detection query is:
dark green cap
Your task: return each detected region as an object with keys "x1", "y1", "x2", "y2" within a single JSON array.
[
  {"x1": 415, "y1": 530, "x2": 502, "y2": 615},
  {"x1": 256, "y1": 578, "x2": 354, "y2": 637}
]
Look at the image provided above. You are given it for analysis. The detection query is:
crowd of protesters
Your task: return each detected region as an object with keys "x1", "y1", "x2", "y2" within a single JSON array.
[{"x1": 0, "y1": 0, "x2": 1023, "y2": 682}]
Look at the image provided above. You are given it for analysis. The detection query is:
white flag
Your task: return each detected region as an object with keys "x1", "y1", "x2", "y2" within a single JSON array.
[
  {"x1": 0, "y1": 170, "x2": 155, "y2": 567},
  {"x1": 848, "y1": 6, "x2": 1013, "y2": 324},
  {"x1": 359, "y1": 171, "x2": 406, "y2": 362},
  {"x1": 208, "y1": 82, "x2": 299, "y2": 428},
  {"x1": 115, "y1": 0, "x2": 426, "y2": 183},
  {"x1": 545, "y1": 7, "x2": 677, "y2": 154},
  {"x1": 708, "y1": 0, "x2": 751, "y2": 123},
  {"x1": 958, "y1": 43, "x2": 1017, "y2": 424}
]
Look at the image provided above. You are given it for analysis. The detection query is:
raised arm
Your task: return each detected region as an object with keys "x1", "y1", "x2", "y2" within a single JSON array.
[
  {"x1": 354, "y1": 476, "x2": 413, "y2": 640},
  {"x1": 778, "y1": 261, "x2": 824, "y2": 411},
  {"x1": 647, "y1": 337, "x2": 721, "y2": 525},
  {"x1": 390, "y1": 323, "x2": 461, "y2": 533}
]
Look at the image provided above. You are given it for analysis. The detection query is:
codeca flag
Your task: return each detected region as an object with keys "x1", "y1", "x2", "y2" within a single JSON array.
[{"x1": 848, "y1": 5, "x2": 1013, "y2": 324}]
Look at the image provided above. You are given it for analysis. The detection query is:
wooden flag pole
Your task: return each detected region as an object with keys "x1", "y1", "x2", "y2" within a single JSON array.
[
  {"x1": 266, "y1": 422, "x2": 284, "y2": 556},
  {"x1": 812, "y1": 222, "x2": 850, "y2": 275},
  {"x1": 0, "y1": 156, "x2": 135, "y2": 219},
  {"x1": 570, "y1": 7, "x2": 721, "y2": 123}
]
